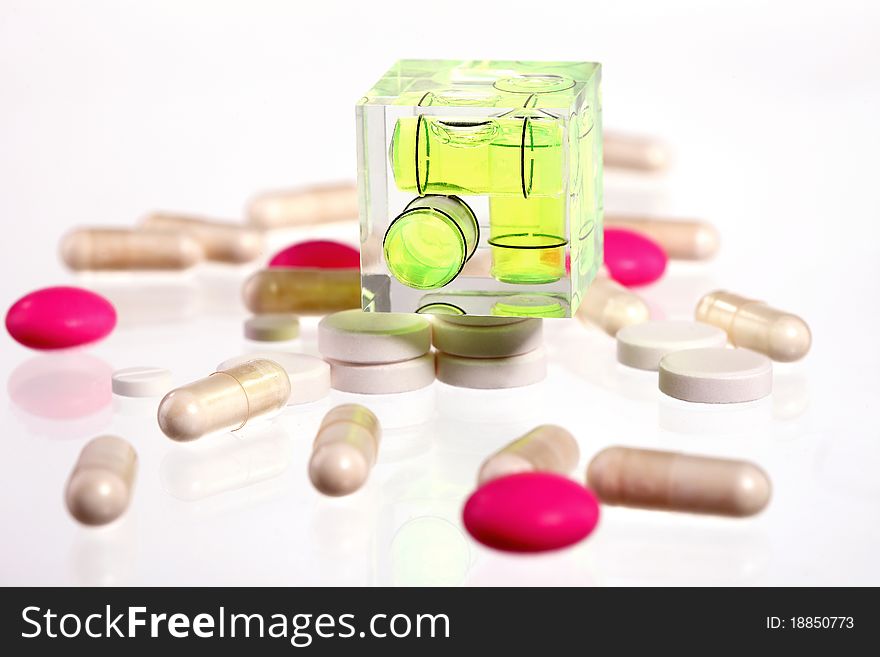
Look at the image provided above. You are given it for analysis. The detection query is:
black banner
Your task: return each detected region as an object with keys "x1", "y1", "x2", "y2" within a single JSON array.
[{"x1": 0, "y1": 587, "x2": 871, "y2": 653}]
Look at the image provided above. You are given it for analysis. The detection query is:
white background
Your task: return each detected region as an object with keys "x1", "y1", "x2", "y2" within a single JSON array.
[{"x1": 1, "y1": 0, "x2": 879, "y2": 585}]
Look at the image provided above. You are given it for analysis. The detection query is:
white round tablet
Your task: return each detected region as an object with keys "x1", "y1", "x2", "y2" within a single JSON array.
[
  {"x1": 432, "y1": 317, "x2": 542, "y2": 358},
  {"x1": 327, "y1": 353, "x2": 435, "y2": 394},
  {"x1": 318, "y1": 310, "x2": 431, "y2": 364},
  {"x1": 436, "y1": 348, "x2": 547, "y2": 389},
  {"x1": 244, "y1": 314, "x2": 300, "y2": 342},
  {"x1": 112, "y1": 366, "x2": 173, "y2": 398},
  {"x1": 616, "y1": 320, "x2": 728, "y2": 371},
  {"x1": 217, "y1": 352, "x2": 329, "y2": 405},
  {"x1": 659, "y1": 348, "x2": 772, "y2": 404}
]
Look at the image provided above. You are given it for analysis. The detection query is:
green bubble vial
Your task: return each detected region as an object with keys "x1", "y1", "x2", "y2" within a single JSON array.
[{"x1": 383, "y1": 195, "x2": 479, "y2": 290}]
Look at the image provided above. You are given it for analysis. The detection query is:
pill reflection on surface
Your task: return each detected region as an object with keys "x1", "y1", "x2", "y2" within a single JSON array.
[
  {"x1": 242, "y1": 268, "x2": 361, "y2": 315},
  {"x1": 247, "y1": 182, "x2": 359, "y2": 229},
  {"x1": 309, "y1": 404, "x2": 381, "y2": 497},
  {"x1": 478, "y1": 425, "x2": 579, "y2": 485},
  {"x1": 157, "y1": 359, "x2": 290, "y2": 442},
  {"x1": 65, "y1": 436, "x2": 138, "y2": 526},
  {"x1": 577, "y1": 277, "x2": 650, "y2": 336},
  {"x1": 696, "y1": 290, "x2": 811, "y2": 362},
  {"x1": 60, "y1": 228, "x2": 204, "y2": 271},
  {"x1": 587, "y1": 447, "x2": 771, "y2": 517},
  {"x1": 142, "y1": 212, "x2": 263, "y2": 263},
  {"x1": 605, "y1": 215, "x2": 720, "y2": 260}
]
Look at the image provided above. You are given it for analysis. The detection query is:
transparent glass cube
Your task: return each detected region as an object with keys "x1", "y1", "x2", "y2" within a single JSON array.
[{"x1": 356, "y1": 59, "x2": 603, "y2": 318}]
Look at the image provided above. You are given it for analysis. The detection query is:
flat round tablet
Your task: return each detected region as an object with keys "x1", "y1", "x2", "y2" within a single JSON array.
[
  {"x1": 318, "y1": 310, "x2": 431, "y2": 364},
  {"x1": 659, "y1": 348, "x2": 772, "y2": 404},
  {"x1": 616, "y1": 320, "x2": 728, "y2": 371},
  {"x1": 436, "y1": 348, "x2": 547, "y2": 389},
  {"x1": 327, "y1": 353, "x2": 435, "y2": 394},
  {"x1": 112, "y1": 366, "x2": 172, "y2": 397},
  {"x1": 244, "y1": 314, "x2": 300, "y2": 342},
  {"x1": 217, "y1": 352, "x2": 329, "y2": 404},
  {"x1": 432, "y1": 317, "x2": 542, "y2": 358}
]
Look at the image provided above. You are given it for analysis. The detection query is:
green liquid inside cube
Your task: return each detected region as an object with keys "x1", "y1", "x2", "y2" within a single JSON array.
[
  {"x1": 383, "y1": 195, "x2": 478, "y2": 290},
  {"x1": 390, "y1": 114, "x2": 564, "y2": 197},
  {"x1": 357, "y1": 60, "x2": 603, "y2": 317}
]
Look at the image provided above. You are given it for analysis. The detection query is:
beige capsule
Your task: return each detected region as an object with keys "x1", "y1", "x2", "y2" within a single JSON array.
[
  {"x1": 157, "y1": 359, "x2": 290, "y2": 442},
  {"x1": 247, "y1": 182, "x2": 359, "y2": 229},
  {"x1": 605, "y1": 215, "x2": 720, "y2": 260},
  {"x1": 577, "y1": 276, "x2": 650, "y2": 336},
  {"x1": 696, "y1": 290, "x2": 811, "y2": 362},
  {"x1": 60, "y1": 228, "x2": 204, "y2": 271},
  {"x1": 242, "y1": 267, "x2": 361, "y2": 315},
  {"x1": 142, "y1": 212, "x2": 263, "y2": 263},
  {"x1": 309, "y1": 404, "x2": 381, "y2": 496},
  {"x1": 65, "y1": 436, "x2": 138, "y2": 526},
  {"x1": 603, "y1": 132, "x2": 670, "y2": 172},
  {"x1": 587, "y1": 446, "x2": 771, "y2": 517},
  {"x1": 478, "y1": 425, "x2": 580, "y2": 485}
]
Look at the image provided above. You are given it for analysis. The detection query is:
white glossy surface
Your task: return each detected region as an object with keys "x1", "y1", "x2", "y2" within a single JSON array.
[{"x1": 1, "y1": 1, "x2": 879, "y2": 586}]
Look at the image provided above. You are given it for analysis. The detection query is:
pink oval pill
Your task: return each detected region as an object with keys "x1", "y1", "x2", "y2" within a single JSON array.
[
  {"x1": 5, "y1": 286, "x2": 117, "y2": 350},
  {"x1": 463, "y1": 472, "x2": 600, "y2": 553},
  {"x1": 604, "y1": 227, "x2": 667, "y2": 287},
  {"x1": 268, "y1": 240, "x2": 360, "y2": 269}
]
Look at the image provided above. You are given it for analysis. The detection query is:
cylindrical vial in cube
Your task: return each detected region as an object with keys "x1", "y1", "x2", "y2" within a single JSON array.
[
  {"x1": 390, "y1": 113, "x2": 563, "y2": 197},
  {"x1": 384, "y1": 195, "x2": 479, "y2": 289},
  {"x1": 488, "y1": 196, "x2": 567, "y2": 284}
]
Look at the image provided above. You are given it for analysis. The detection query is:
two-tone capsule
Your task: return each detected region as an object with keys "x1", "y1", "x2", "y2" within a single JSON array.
[
  {"x1": 696, "y1": 290, "x2": 812, "y2": 362},
  {"x1": 158, "y1": 359, "x2": 290, "y2": 442},
  {"x1": 242, "y1": 268, "x2": 362, "y2": 315},
  {"x1": 309, "y1": 404, "x2": 381, "y2": 496},
  {"x1": 60, "y1": 228, "x2": 204, "y2": 271},
  {"x1": 142, "y1": 212, "x2": 263, "y2": 263},
  {"x1": 587, "y1": 447, "x2": 771, "y2": 517},
  {"x1": 603, "y1": 132, "x2": 670, "y2": 172},
  {"x1": 246, "y1": 182, "x2": 359, "y2": 229},
  {"x1": 478, "y1": 425, "x2": 580, "y2": 485},
  {"x1": 577, "y1": 276, "x2": 650, "y2": 336},
  {"x1": 605, "y1": 215, "x2": 720, "y2": 260},
  {"x1": 65, "y1": 436, "x2": 138, "y2": 526}
]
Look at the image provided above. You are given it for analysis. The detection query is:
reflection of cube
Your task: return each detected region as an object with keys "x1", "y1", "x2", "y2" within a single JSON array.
[{"x1": 356, "y1": 60, "x2": 603, "y2": 318}]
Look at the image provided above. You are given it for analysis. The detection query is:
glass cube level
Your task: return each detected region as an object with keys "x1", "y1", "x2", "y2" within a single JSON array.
[{"x1": 356, "y1": 59, "x2": 602, "y2": 318}]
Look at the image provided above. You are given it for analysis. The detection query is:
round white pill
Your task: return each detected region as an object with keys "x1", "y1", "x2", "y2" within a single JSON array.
[
  {"x1": 436, "y1": 348, "x2": 547, "y2": 389},
  {"x1": 217, "y1": 352, "x2": 329, "y2": 405},
  {"x1": 616, "y1": 320, "x2": 729, "y2": 371},
  {"x1": 328, "y1": 353, "x2": 435, "y2": 394},
  {"x1": 318, "y1": 310, "x2": 431, "y2": 364},
  {"x1": 112, "y1": 366, "x2": 173, "y2": 398},
  {"x1": 659, "y1": 348, "x2": 772, "y2": 404},
  {"x1": 244, "y1": 314, "x2": 301, "y2": 342},
  {"x1": 432, "y1": 317, "x2": 542, "y2": 358}
]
